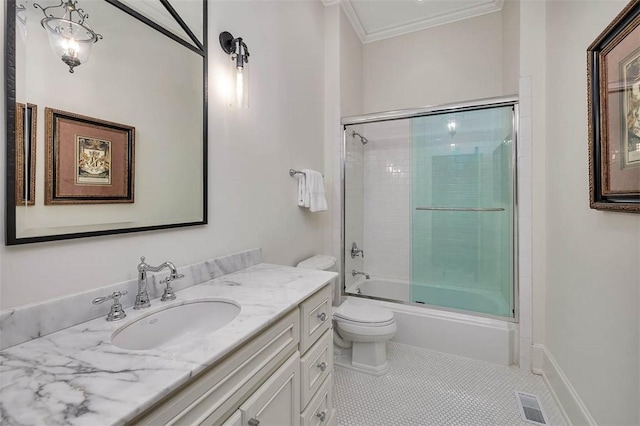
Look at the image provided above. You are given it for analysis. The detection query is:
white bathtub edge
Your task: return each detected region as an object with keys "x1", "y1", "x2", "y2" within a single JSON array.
[
  {"x1": 359, "y1": 296, "x2": 514, "y2": 330},
  {"x1": 348, "y1": 296, "x2": 516, "y2": 366}
]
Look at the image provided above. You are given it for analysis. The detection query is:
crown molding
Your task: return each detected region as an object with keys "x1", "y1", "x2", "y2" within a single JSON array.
[
  {"x1": 341, "y1": 0, "x2": 504, "y2": 44},
  {"x1": 340, "y1": 0, "x2": 367, "y2": 43}
]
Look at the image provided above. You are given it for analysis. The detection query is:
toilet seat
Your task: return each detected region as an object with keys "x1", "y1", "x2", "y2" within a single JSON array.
[
  {"x1": 335, "y1": 316, "x2": 396, "y2": 327},
  {"x1": 335, "y1": 319, "x2": 397, "y2": 341},
  {"x1": 333, "y1": 299, "x2": 395, "y2": 326}
]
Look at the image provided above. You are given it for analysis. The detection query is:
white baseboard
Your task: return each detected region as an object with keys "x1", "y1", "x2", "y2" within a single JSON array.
[{"x1": 531, "y1": 344, "x2": 597, "y2": 426}]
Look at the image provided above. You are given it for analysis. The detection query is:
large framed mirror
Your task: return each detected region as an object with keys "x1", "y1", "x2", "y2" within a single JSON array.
[{"x1": 5, "y1": 0, "x2": 207, "y2": 245}]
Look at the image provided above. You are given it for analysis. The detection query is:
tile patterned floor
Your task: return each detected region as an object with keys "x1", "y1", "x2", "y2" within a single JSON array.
[{"x1": 334, "y1": 342, "x2": 565, "y2": 426}]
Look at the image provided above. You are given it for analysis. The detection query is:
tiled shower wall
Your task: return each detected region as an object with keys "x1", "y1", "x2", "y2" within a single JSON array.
[
  {"x1": 344, "y1": 126, "x2": 365, "y2": 289},
  {"x1": 411, "y1": 109, "x2": 513, "y2": 297},
  {"x1": 361, "y1": 120, "x2": 412, "y2": 281}
]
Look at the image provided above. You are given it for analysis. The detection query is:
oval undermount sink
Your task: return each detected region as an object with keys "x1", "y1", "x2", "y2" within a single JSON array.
[{"x1": 111, "y1": 299, "x2": 241, "y2": 350}]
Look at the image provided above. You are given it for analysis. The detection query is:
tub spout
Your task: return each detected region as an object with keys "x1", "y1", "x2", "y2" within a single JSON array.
[{"x1": 352, "y1": 269, "x2": 370, "y2": 279}]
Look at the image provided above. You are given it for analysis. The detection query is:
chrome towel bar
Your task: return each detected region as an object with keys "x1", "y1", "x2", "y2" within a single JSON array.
[
  {"x1": 289, "y1": 169, "x2": 324, "y2": 177},
  {"x1": 415, "y1": 207, "x2": 505, "y2": 212}
]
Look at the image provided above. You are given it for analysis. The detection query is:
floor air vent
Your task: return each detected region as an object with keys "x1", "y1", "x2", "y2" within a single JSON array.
[{"x1": 515, "y1": 391, "x2": 548, "y2": 425}]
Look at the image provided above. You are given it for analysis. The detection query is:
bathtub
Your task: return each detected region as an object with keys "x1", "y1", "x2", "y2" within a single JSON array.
[
  {"x1": 345, "y1": 278, "x2": 516, "y2": 366},
  {"x1": 348, "y1": 278, "x2": 412, "y2": 302},
  {"x1": 348, "y1": 278, "x2": 510, "y2": 316}
]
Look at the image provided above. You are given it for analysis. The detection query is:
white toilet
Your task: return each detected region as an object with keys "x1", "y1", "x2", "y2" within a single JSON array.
[{"x1": 296, "y1": 255, "x2": 397, "y2": 376}]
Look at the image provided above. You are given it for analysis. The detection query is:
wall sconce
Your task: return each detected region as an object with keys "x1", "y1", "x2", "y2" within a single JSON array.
[
  {"x1": 447, "y1": 120, "x2": 457, "y2": 138},
  {"x1": 219, "y1": 31, "x2": 250, "y2": 109},
  {"x1": 33, "y1": 0, "x2": 103, "y2": 73}
]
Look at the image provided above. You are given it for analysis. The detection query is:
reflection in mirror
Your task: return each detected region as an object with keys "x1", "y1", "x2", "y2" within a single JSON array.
[
  {"x1": 6, "y1": 0, "x2": 207, "y2": 244},
  {"x1": 119, "y1": 0, "x2": 203, "y2": 50},
  {"x1": 15, "y1": 103, "x2": 37, "y2": 206}
]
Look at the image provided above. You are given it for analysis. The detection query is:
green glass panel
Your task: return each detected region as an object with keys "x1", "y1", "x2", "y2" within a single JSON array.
[{"x1": 411, "y1": 106, "x2": 514, "y2": 317}]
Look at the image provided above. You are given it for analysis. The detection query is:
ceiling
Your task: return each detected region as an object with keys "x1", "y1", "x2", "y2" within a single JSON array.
[{"x1": 326, "y1": 0, "x2": 505, "y2": 43}]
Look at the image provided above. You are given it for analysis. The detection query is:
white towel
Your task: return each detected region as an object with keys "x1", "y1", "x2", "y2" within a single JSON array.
[
  {"x1": 302, "y1": 169, "x2": 327, "y2": 212},
  {"x1": 297, "y1": 173, "x2": 307, "y2": 207}
]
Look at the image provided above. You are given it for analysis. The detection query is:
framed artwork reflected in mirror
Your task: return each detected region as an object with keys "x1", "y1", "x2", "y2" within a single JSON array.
[{"x1": 15, "y1": 102, "x2": 36, "y2": 206}]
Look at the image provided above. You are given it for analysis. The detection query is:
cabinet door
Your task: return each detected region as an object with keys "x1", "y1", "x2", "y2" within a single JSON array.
[
  {"x1": 240, "y1": 352, "x2": 301, "y2": 426},
  {"x1": 221, "y1": 410, "x2": 242, "y2": 426}
]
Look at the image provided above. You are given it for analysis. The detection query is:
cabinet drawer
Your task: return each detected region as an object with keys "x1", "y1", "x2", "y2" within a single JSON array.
[
  {"x1": 300, "y1": 285, "x2": 332, "y2": 353},
  {"x1": 300, "y1": 329, "x2": 332, "y2": 409},
  {"x1": 240, "y1": 352, "x2": 301, "y2": 426},
  {"x1": 300, "y1": 374, "x2": 333, "y2": 426}
]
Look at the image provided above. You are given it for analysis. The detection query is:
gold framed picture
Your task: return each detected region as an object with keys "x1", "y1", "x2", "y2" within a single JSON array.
[{"x1": 588, "y1": 0, "x2": 640, "y2": 212}]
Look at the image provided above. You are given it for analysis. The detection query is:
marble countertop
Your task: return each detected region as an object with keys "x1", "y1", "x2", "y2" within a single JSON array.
[{"x1": 0, "y1": 263, "x2": 337, "y2": 426}]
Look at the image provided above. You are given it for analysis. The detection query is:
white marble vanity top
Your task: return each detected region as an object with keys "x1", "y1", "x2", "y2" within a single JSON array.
[{"x1": 0, "y1": 263, "x2": 337, "y2": 426}]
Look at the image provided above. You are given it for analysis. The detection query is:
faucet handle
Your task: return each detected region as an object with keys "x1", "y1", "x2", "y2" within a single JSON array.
[
  {"x1": 92, "y1": 291, "x2": 128, "y2": 321},
  {"x1": 160, "y1": 273, "x2": 184, "y2": 285},
  {"x1": 160, "y1": 274, "x2": 183, "y2": 302}
]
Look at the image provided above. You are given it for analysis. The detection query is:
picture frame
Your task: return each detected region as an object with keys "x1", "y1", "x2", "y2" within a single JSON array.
[
  {"x1": 44, "y1": 108, "x2": 135, "y2": 205},
  {"x1": 588, "y1": 0, "x2": 640, "y2": 212},
  {"x1": 15, "y1": 103, "x2": 36, "y2": 206}
]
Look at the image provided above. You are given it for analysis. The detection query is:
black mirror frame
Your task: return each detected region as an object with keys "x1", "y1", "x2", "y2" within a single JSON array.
[{"x1": 4, "y1": 0, "x2": 208, "y2": 245}]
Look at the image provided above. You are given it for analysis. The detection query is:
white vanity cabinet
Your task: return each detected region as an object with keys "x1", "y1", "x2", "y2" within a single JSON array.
[
  {"x1": 298, "y1": 284, "x2": 335, "y2": 426},
  {"x1": 132, "y1": 283, "x2": 335, "y2": 426},
  {"x1": 238, "y1": 351, "x2": 301, "y2": 426}
]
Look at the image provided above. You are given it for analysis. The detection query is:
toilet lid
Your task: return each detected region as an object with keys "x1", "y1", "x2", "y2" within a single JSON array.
[
  {"x1": 296, "y1": 255, "x2": 337, "y2": 270},
  {"x1": 333, "y1": 299, "x2": 395, "y2": 325}
]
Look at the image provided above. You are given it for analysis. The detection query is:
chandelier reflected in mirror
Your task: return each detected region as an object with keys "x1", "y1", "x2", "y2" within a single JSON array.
[{"x1": 33, "y1": 0, "x2": 103, "y2": 73}]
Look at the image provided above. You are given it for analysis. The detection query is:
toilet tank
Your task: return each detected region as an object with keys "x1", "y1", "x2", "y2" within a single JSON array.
[{"x1": 296, "y1": 255, "x2": 337, "y2": 272}]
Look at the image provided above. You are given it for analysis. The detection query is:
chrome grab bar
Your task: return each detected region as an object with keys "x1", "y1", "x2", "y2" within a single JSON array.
[{"x1": 415, "y1": 207, "x2": 505, "y2": 212}]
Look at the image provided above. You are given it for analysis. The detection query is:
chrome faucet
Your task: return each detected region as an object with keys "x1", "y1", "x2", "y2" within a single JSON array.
[
  {"x1": 352, "y1": 269, "x2": 370, "y2": 279},
  {"x1": 135, "y1": 257, "x2": 183, "y2": 309},
  {"x1": 351, "y1": 242, "x2": 364, "y2": 258}
]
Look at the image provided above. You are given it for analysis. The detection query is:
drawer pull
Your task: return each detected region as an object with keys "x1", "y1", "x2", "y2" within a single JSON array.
[
  {"x1": 316, "y1": 411, "x2": 327, "y2": 422},
  {"x1": 317, "y1": 361, "x2": 327, "y2": 372},
  {"x1": 248, "y1": 418, "x2": 260, "y2": 426},
  {"x1": 317, "y1": 312, "x2": 327, "y2": 322}
]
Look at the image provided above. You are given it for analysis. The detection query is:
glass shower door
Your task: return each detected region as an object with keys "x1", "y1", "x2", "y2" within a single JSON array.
[{"x1": 411, "y1": 106, "x2": 515, "y2": 318}]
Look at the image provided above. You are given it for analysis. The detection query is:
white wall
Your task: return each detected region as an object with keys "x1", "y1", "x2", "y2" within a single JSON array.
[
  {"x1": 520, "y1": 0, "x2": 546, "y2": 368},
  {"x1": 542, "y1": 1, "x2": 640, "y2": 424},
  {"x1": 502, "y1": 0, "x2": 520, "y2": 95},
  {"x1": 0, "y1": 1, "x2": 328, "y2": 309},
  {"x1": 361, "y1": 12, "x2": 504, "y2": 113},
  {"x1": 324, "y1": 4, "x2": 341, "y2": 279},
  {"x1": 339, "y1": 8, "x2": 363, "y2": 119},
  {"x1": 339, "y1": 8, "x2": 364, "y2": 289}
]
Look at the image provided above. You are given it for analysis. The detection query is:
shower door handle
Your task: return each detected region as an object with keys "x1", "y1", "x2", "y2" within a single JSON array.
[{"x1": 415, "y1": 207, "x2": 505, "y2": 212}]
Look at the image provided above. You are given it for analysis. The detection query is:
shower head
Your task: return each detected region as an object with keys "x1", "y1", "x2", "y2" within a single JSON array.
[{"x1": 352, "y1": 131, "x2": 368, "y2": 145}]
